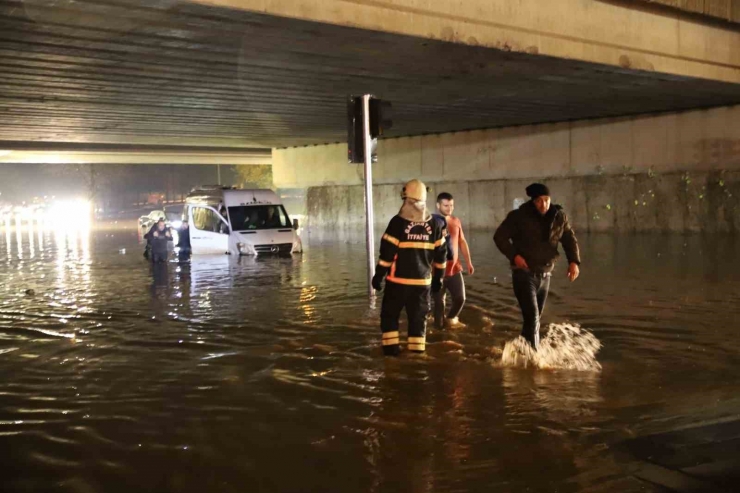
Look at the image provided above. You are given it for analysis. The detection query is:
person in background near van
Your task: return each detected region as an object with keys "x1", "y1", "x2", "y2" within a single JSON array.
[
  {"x1": 372, "y1": 179, "x2": 447, "y2": 356},
  {"x1": 263, "y1": 206, "x2": 281, "y2": 228},
  {"x1": 176, "y1": 219, "x2": 191, "y2": 257},
  {"x1": 149, "y1": 218, "x2": 172, "y2": 263},
  {"x1": 247, "y1": 210, "x2": 260, "y2": 230},
  {"x1": 433, "y1": 192, "x2": 474, "y2": 329},
  {"x1": 493, "y1": 183, "x2": 580, "y2": 350},
  {"x1": 143, "y1": 222, "x2": 157, "y2": 259},
  {"x1": 217, "y1": 206, "x2": 229, "y2": 234}
]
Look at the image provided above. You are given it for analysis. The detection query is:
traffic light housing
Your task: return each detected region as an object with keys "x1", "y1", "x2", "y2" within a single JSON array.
[
  {"x1": 347, "y1": 96, "x2": 392, "y2": 163},
  {"x1": 347, "y1": 97, "x2": 364, "y2": 164},
  {"x1": 369, "y1": 99, "x2": 392, "y2": 138}
]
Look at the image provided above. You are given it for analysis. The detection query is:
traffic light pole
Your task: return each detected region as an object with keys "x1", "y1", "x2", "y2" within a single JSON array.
[{"x1": 361, "y1": 94, "x2": 375, "y2": 298}]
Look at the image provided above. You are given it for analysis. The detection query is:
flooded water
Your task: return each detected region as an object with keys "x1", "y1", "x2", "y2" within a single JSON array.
[{"x1": 1, "y1": 224, "x2": 739, "y2": 492}]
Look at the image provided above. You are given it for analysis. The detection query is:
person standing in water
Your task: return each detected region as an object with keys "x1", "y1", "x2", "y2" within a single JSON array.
[
  {"x1": 148, "y1": 218, "x2": 172, "y2": 263},
  {"x1": 432, "y1": 192, "x2": 474, "y2": 329},
  {"x1": 372, "y1": 179, "x2": 447, "y2": 356},
  {"x1": 493, "y1": 183, "x2": 580, "y2": 350},
  {"x1": 176, "y1": 219, "x2": 191, "y2": 258}
]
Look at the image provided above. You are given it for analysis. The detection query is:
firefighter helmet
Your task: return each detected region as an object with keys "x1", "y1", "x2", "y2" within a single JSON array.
[{"x1": 401, "y1": 179, "x2": 428, "y2": 202}]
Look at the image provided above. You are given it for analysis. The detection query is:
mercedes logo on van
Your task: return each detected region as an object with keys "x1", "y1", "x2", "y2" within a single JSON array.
[{"x1": 270, "y1": 246, "x2": 279, "y2": 253}]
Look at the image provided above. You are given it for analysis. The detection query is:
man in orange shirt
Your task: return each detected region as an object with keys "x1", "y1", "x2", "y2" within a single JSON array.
[{"x1": 433, "y1": 192, "x2": 475, "y2": 329}]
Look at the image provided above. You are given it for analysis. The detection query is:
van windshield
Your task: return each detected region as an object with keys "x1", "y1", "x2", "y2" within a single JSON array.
[{"x1": 228, "y1": 205, "x2": 291, "y2": 231}]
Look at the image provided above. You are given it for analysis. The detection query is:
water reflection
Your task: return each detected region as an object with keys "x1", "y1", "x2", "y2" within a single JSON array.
[
  {"x1": 15, "y1": 218, "x2": 23, "y2": 260},
  {"x1": 0, "y1": 229, "x2": 738, "y2": 493},
  {"x1": 37, "y1": 225, "x2": 44, "y2": 253},
  {"x1": 5, "y1": 227, "x2": 11, "y2": 261},
  {"x1": 150, "y1": 261, "x2": 170, "y2": 294},
  {"x1": 502, "y1": 367, "x2": 603, "y2": 430},
  {"x1": 27, "y1": 221, "x2": 35, "y2": 258}
]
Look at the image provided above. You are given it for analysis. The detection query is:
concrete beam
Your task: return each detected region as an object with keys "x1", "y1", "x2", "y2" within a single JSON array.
[
  {"x1": 0, "y1": 144, "x2": 271, "y2": 165},
  {"x1": 3, "y1": 1, "x2": 740, "y2": 147},
  {"x1": 192, "y1": 0, "x2": 740, "y2": 83}
]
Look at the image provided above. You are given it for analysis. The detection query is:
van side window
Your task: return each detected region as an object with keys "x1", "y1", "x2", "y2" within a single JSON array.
[{"x1": 191, "y1": 207, "x2": 207, "y2": 231}]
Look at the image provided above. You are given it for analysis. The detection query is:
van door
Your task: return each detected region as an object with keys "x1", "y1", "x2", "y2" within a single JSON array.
[{"x1": 188, "y1": 205, "x2": 230, "y2": 254}]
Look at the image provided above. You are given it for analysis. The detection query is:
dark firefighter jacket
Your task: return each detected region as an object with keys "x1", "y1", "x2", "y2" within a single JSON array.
[
  {"x1": 494, "y1": 200, "x2": 580, "y2": 274},
  {"x1": 376, "y1": 214, "x2": 447, "y2": 286}
]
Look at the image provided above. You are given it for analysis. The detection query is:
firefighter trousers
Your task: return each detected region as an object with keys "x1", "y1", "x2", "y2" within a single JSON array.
[{"x1": 380, "y1": 281, "x2": 430, "y2": 355}]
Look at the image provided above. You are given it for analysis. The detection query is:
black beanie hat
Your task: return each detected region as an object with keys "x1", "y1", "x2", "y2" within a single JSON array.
[{"x1": 525, "y1": 183, "x2": 550, "y2": 199}]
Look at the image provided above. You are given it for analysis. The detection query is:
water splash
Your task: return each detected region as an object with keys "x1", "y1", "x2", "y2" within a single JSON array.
[{"x1": 498, "y1": 323, "x2": 602, "y2": 372}]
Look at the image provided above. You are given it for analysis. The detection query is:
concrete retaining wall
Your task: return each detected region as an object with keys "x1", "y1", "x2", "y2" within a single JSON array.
[{"x1": 304, "y1": 170, "x2": 740, "y2": 234}]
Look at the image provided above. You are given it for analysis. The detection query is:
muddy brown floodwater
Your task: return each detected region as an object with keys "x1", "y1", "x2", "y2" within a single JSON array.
[{"x1": 1, "y1": 226, "x2": 739, "y2": 492}]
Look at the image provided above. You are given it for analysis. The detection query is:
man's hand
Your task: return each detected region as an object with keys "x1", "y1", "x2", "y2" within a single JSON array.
[
  {"x1": 153, "y1": 231, "x2": 159, "y2": 238},
  {"x1": 165, "y1": 231, "x2": 171, "y2": 238},
  {"x1": 567, "y1": 262, "x2": 580, "y2": 282},
  {"x1": 431, "y1": 277, "x2": 442, "y2": 294},
  {"x1": 371, "y1": 273, "x2": 384, "y2": 291},
  {"x1": 513, "y1": 255, "x2": 529, "y2": 271},
  {"x1": 468, "y1": 264, "x2": 475, "y2": 275}
]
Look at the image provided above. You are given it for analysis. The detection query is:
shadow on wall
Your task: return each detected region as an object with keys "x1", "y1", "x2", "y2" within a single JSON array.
[{"x1": 304, "y1": 170, "x2": 740, "y2": 234}]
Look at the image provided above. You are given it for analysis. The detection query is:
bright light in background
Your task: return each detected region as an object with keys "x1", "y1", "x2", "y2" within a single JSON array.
[
  {"x1": 0, "y1": 199, "x2": 92, "y2": 233},
  {"x1": 0, "y1": 150, "x2": 11, "y2": 157},
  {"x1": 45, "y1": 199, "x2": 92, "y2": 230}
]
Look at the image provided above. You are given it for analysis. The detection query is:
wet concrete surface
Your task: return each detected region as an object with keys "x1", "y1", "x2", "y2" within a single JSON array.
[{"x1": 1, "y1": 226, "x2": 739, "y2": 492}]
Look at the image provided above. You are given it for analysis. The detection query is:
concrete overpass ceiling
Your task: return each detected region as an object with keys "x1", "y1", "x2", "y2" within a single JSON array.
[{"x1": 2, "y1": 0, "x2": 740, "y2": 149}]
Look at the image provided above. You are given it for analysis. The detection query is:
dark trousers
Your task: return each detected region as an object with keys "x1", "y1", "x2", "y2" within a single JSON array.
[
  {"x1": 380, "y1": 282, "x2": 430, "y2": 355},
  {"x1": 151, "y1": 252, "x2": 168, "y2": 263},
  {"x1": 150, "y1": 239, "x2": 169, "y2": 263},
  {"x1": 433, "y1": 272, "x2": 466, "y2": 328},
  {"x1": 512, "y1": 269, "x2": 551, "y2": 350}
]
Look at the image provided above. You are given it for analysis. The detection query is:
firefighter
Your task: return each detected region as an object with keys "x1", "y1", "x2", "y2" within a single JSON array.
[{"x1": 372, "y1": 179, "x2": 447, "y2": 356}]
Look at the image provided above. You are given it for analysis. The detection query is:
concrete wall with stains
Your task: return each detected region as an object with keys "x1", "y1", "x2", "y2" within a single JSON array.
[
  {"x1": 274, "y1": 105, "x2": 740, "y2": 233},
  {"x1": 300, "y1": 171, "x2": 740, "y2": 234}
]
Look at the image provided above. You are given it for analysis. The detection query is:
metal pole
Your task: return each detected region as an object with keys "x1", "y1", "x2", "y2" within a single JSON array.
[
  {"x1": 362, "y1": 94, "x2": 375, "y2": 298},
  {"x1": 217, "y1": 164, "x2": 222, "y2": 185}
]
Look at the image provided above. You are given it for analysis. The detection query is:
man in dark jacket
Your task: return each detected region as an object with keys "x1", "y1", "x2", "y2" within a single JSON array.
[
  {"x1": 494, "y1": 183, "x2": 580, "y2": 349},
  {"x1": 147, "y1": 219, "x2": 172, "y2": 263},
  {"x1": 176, "y1": 220, "x2": 191, "y2": 257},
  {"x1": 143, "y1": 223, "x2": 154, "y2": 259}
]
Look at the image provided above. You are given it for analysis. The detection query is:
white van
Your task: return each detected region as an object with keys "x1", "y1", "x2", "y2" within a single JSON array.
[{"x1": 184, "y1": 186, "x2": 302, "y2": 255}]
